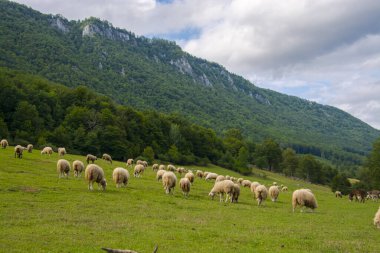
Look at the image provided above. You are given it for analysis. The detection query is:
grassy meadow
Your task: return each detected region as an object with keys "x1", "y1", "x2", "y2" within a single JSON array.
[{"x1": 0, "y1": 147, "x2": 379, "y2": 253}]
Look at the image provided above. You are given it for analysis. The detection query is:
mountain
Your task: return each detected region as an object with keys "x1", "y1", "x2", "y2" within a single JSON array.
[{"x1": 0, "y1": 0, "x2": 379, "y2": 165}]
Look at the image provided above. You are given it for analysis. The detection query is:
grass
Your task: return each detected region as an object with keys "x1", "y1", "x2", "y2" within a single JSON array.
[{"x1": 0, "y1": 147, "x2": 379, "y2": 253}]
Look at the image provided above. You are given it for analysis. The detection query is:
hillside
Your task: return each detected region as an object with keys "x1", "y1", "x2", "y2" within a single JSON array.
[
  {"x1": 0, "y1": 0, "x2": 379, "y2": 165},
  {"x1": 1, "y1": 147, "x2": 379, "y2": 252}
]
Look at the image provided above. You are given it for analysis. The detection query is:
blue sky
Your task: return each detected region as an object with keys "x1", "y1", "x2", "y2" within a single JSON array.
[{"x1": 12, "y1": 0, "x2": 380, "y2": 130}]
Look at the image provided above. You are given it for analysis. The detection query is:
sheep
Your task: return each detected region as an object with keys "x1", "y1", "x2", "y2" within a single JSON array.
[
  {"x1": 241, "y1": 179, "x2": 252, "y2": 188},
  {"x1": 142, "y1": 161, "x2": 148, "y2": 167},
  {"x1": 254, "y1": 185, "x2": 268, "y2": 206},
  {"x1": 231, "y1": 183, "x2": 241, "y2": 203},
  {"x1": 335, "y1": 191, "x2": 343, "y2": 198},
  {"x1": 230, "y1": 177, "x2": 237, "y2": 182},
  {"x1": 57, "y1": 159, "x2": 71, "y2": 178},
  {"x1": 196, "y1": 170, "x2": 204, "y2": 178},
  {"x1": 205, "y1": 172, "x2": 218, "y2": 181},
  {"x1": 26, "y1": 144, "x2": 33, "y2": 153},
  {"x1": 58, "y1": 147, "x2": 66, "y2": 156},
  {"x1": 209, "y1": 180, "x2": 235, "y2": 202},
  {"x1": 158, "y1": 164, "x2": 165, "y2": 171},
  {"x1": 85, "y1": 164, "x2": 107, "y2": 191},
  {"x1": 134, "y1": 164, "x2": 145, "y2": 178},
  {"x1": 162, "y1": 171, "x2": 177, "y2": 194},
  {"x1": 203, "y1": 172, "x2": 210, "y2": 178},
  {"x1": 215, "y1": 175, "x2": 225, "y2": 182},
  {"x1": 156, "y1": 169, "x2": 166, "y2": 181},
  {"x1": 72, "y1": 160, "x2": 85, "y2": 177},
  {"x1": 167, "y1": 164, "x2": 176, "y2": 172},
  {"x1": 281, "y1": 186, "x2": 288, "y2": 192},
  {"x1": 1, "y1": 139, "x2": 8, "y2": 148},
  {"x1": 112, "y1": 167, "x2": 130, "y2": 188},
  {"x1": 41, "y1": 146, "x2": 53, "y2": 156},
  {"x1": 292, "y1": 189, "x2": 318, "y2": 212},
  {"x1": 269, "y1": 185, "x2": 280, "y2": 202},
  {"x1": 250, "y1": 182, "x2": 260, "y2": 192},
  {"x1": 126, "y1": 158, "x2": 134, "y2": 167},
  {"x1": 176, "y1": 167, "x2": 186, "y2": 175},
  {"x1": 102, "y1": 153, "x2": 112, "y2": 164},
  {"x1": 237, "y1": 178, "x2": 244, "y2": 184},
  {"x1": 225, "y1": 175, "x2": 231, "y2": 180},
  {"x1": 374, "y1": 206, "x2": 380, "y2": 229},
  {"x1": 86, "y1": 154, "x2": 97, "y2": 164},
  {"x1": 179, "y1": 177, "x2": 191, "y2": 197},
  {"x1": 152, "y1": 164, "x2": 159, "y2": 171},
  {"x1": 185, "y1": 172, "x2": 195, "y2": 184},
  {"x1": 273, "y1": 182, "x2": 278, "y2": 186},
  {"x1": 14, "y1": 145, "x2": 25, "y2": 158},
  {"x1": 367, "y1": 190, "x2": 380, "y2": 201}
]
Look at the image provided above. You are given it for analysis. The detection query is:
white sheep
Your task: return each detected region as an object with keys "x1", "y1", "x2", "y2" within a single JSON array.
[
  {"x1": 225, "y1": 175, "x2": 231, "y2": 180},
  {"x1": 112, "y1": 167, "x2": 130, "y2": 188},
  {"x1": 273, "y1": 182, "x2": 278, "y2": 186},
  {"x1": 209, "y1": 180, "x2": 235, "y2": 202},
  {"x1": 134, "y1": 164, "x2": 145, "y2": 177},
  {"x1": 205, "y1": 172, "x2": 218, "y2": 181},
  {"x1": 216, "y1": 175, "x2": 226, "y2": 182},
  {"x1": 142, "y1": 161, "x2": 148, "y2": 167},
  {"x1": 26, "y1": 144, "x2": 33, "y2": 153},
  {"x1": 156, "y1": 169, "x2": 166, "y2": 181},
  {"x1": 1, "y1": 139, "x2": 8, "y2": 148},
  {"x1": 58, "y1": 147, "x2": 66, "y2": 156},
  {"x1": 102, "y1": 153, "x2": 112, "y2": 164},
  {"x1": 232, "y1": 183, "x2": 240, "y2": 203},
  {"x1": 57, "y1": 159, "x2": 71, "y2": 178},
  {"x1": 254, "y1": 185, "x2": 268, "y2": 206},
  {"x1": 85, "y1": 164, "x2": 107, "y2": 191},
  {"x1": 177, "y1": 167, "x2": 186, "y2": 175},
  {"x1": 185, "y1": 172, "x2": 195, "y2": 184},
  {"x1": 162, "y1": 171, "x2": 177, "y2": 194},
  {"x1": 335, "y1": 191, "x2": 342, "y2": 198},
  {"x1": 179, "y1": 177, "x2": 191, "y2": 197},
  {"x1": 167, "y1": 164, "x2": 176, "y2": 172},
  {"x1": 14, "y1": 145, "x2": 26, "y2": 158},
  {"x1": 237, "y1": 178, "x2": 244, "y2": 184},
  {"x1": 281, "y1": 186, "x2": 288, "y2": 192},
  {"x1": 269, "y1": 185, "x2": 280, "y2": 202},
  {"x1": 374, "y1": 206, "x2": 380, "y2": 229},
  {"x1": 203, "y1": 172, "x2": 210, "y2": 178},
  {"x1": 86, "y1": 154, "x2": 97, "y2": 164},
  {"x1": 196, "y1": 170, "x2": 204, "y2": 178},
  {"x1": 126, "y1": 158, "x2": 134, "y2": 167},
  {"x1": 72, "y1": 160, "x2": 85, "y2": 177},
  {"x1": 152, "y1": 164, "x2": 159, "y2": 171},
  {"x1": 241, "y1": 179, "x2": 252, "y2": 188},
  {"x1": 250, "y1": 182, "x2": 260, "y2": 192},
  {"x1": 292, "y1": 189, "x2": 318, "y2": 212},
  {"x1": 41, "y1": 146, "x2": 53, "y2": 155},
  {"x1": 158, "y1": 164, "x2": 165, "y2": 171}
]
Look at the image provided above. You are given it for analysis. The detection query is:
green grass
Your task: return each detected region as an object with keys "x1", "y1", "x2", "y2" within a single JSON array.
[{"x1": 0, "y1": 147, "x2": 379, "y2": 253}]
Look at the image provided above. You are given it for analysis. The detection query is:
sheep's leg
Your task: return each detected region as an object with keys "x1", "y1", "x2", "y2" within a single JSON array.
[{"x1": 89, "y1": 182, "x2": 93, "y2": 191}]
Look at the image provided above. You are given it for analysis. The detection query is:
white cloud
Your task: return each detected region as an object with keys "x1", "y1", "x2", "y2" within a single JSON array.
[{"x1": 12, "y1": 0, "x2": 380, "y2": 129}]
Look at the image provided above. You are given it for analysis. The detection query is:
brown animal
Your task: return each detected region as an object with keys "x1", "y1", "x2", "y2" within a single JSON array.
[{"x1": 349, "y1": 189, "x2": 366, "y2": 203}]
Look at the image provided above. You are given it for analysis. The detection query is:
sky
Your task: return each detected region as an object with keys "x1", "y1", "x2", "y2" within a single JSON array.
[{"x1": 13, "y1": 0, "x2": 380, "y2": 130}]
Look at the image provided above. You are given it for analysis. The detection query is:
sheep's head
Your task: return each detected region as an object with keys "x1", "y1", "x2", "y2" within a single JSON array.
[
  {"x1": 209, "y1": 192, "x2": 215, "y2": 200},
  {"x1": 100, "y1": 179, "x2": 107, "y2": 191}
]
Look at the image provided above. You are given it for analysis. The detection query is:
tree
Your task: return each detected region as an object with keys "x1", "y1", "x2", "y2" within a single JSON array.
[
  {"x1": 143, "y1": 146, "x2": 155, "y2": 163},
  {"x1": 330, "y1": 173, "x2": 351, "y2": 195},
  {"x1": 236, "y1": 146, "x2": 250, "y2": 174},
  {"x1": 254, "y1": 139, "x2": 282, "y2": 171},
  {"x1": 168, "y1": 145, "x2": 181, "y2": 163},
  {"x1": 365, "y1": 138, "x2": 380, "y2": 189},
  {"x1": 281, "y1": 148, "x2": 298, "y2": 177}
]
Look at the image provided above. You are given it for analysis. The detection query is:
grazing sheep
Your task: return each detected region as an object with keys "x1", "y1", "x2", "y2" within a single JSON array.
[
  {"x1": 136, "y1": 160, "x2": 143, "y2": 165},
  {"x1": 156, "y1": 169, "x2": 166, "y2": 181},
  {"x1": 1, "y1": 139, "x2": 8, "y2": 148},
  {"x1": 209, "y1": 180, "x2": 235, "y2": 202},
  {"x1": 203, "y1": 172, "x2": 210, "y2": 178},
  {"x1": 205, "y1": 172, "x2": 218, "y2": 181},
  {"x1": 112, "y1": 167, "x2": 130, "y2": 188},
  {"x1": 85, "y1": 164, "x2": 107, "y2": 191},
  {"x1": 273, "y1": 182, "x2": 278, "y2": 186},
  {"x1": 292, "y1": 189, "x2": 318, "y2": 212},
  {"x1": 230, "y1": 177, "x2": 237, "y2": 182},
  {"x1": 159, "y1": 164, "x2": 165, "y2": 171},
  {"x1": 241, "y1": 179, "x2": 252, "y2": 188},
  {"x1": 196, "y1": 170, "x2": 204, "y2": 178},
  {"x1": 102, "y1": 153, "x2": 112, "y2": 164},
  {"x1": 26, "y1": 144, "x2": 33, "y2": 153},
  {"x1": 176, "y1": 167, "x2": 186, "y2": 175},
  {"x1": 134, "y1": 164, "x2": 145, "y2": 177},
  {"x1": 58, "y1": 147, "x2": 66, "y2": 156},
  {"x1": 281, "y1": 186, "x2": 288, "y2": 192},
  {"x1": 269, "y1": 185, "x2": 280, "y2": 202},
  {"x1": 152, "y1": 164, "x2": 159, "y2": 171},
  {"x1": 349, "y1": 189, "x2": 366, "y2": 203},
  {"x1": 250, "y1": 182, "x2": 260, "y2": 192},
  {"x1": 225, "y1": 175, "x2": 231, "y2": 180},
  {"x1": 254, "y1": 185, "x2": 268, "y2": 206},
  {"x1": 367, "y1": 190, "x2": 380, "y2": 201},
  {"x1": 142, "y1": 161, "x2": 148, "y2": 167},
  {"x1": 14, "y1": 145, "x2": 25, "y2": 158},
  {"x1": 72, "y1": 160, "x2": 85, "y2": 177},
  {"x1": 231, "y1": 183, "x2": 241, "y2": 203},
  {"x1": 126, "y1": 158, "x2": 134, "y2": 167},
  {"x1": 57, "y1": 159, "x2": 71, "y2": 178},
  {"x1": 335, "y1": 191, "x2": 343, "y2": 198},
  {"x1": 41, "y1": 146, "x2": 53, "y2": 155},
  {"x1": 179, "y1": 177, "x2": 191, "y2": 197},
  {"x1": 185, "y1": 172, "x2": 195, "y2": 184},
  {"x1": 237, "y1": 178, "x2": 244, "y2": 184},
  {"x1": 215, "y1": 175, "x2": 226, "y2": 182},
  {"x1": 374, "y1": 206, "x2": 380, "y2": 229},
  {"x1": 167, "y1": 164, "x2": 176, "y2": 172},
  {"x1": 86, "y1": 154, "x2": 97, "y2": 164},
  {"x1": 162, "y1": 171, "x2": 177, "y2": 194}
]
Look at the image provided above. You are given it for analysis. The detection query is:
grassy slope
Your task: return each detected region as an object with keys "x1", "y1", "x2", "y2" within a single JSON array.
[{"x1": 0, "y1": 147, "x2": 379, "y2": 253}]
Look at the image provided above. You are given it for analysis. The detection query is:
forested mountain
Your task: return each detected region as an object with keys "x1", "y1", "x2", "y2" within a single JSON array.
[{"x1": 1, "y1": 0, "x2": 379, "y2": 165}]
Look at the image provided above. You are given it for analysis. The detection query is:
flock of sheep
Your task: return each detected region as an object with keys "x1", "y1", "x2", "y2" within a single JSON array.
[{"x1": 1, "y1": 138, "x2": 380, "y2": 229}]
